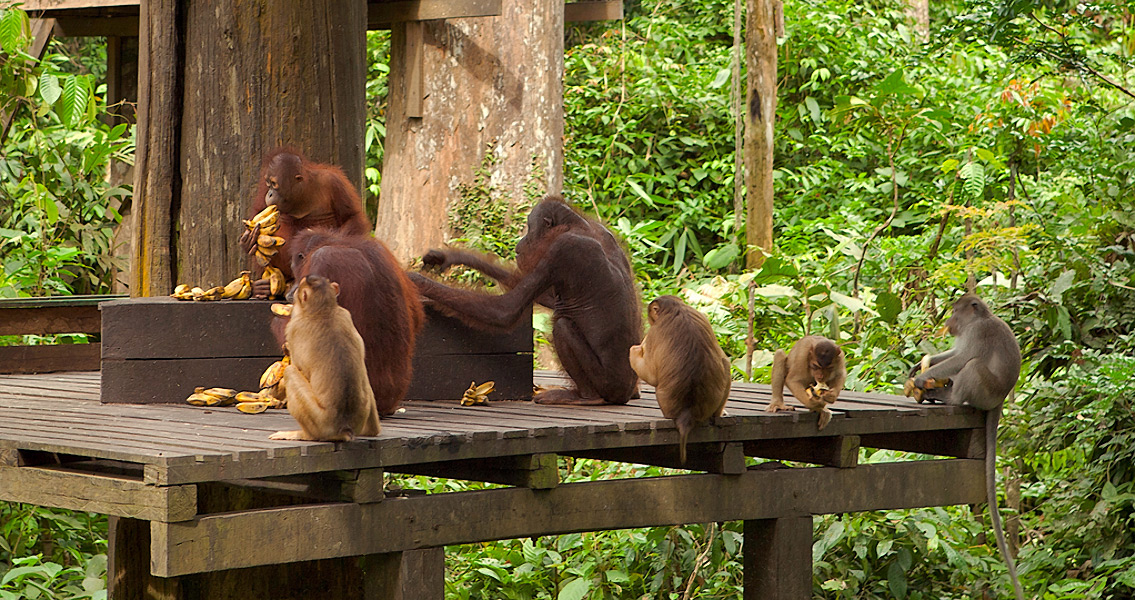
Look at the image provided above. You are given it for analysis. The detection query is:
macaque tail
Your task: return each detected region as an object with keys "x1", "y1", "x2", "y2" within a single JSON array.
[
  {"x1": 676, "y1": 410, "x2": 695, "y2": 464},
  {"x1": 986, "y1": 407, "x2": 1025, "y2": 600}
]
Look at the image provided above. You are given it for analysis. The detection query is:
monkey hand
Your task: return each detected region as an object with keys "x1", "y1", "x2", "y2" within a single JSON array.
[
  {"x1": 239, "y1": 224, "x2": 261, "y2": 255},
  {"x1": 421, "y1": 249, "x2": 452, "y2": 273},
  {"x1": 251, "y1": 277, "x2": 273, "y2": 299}
]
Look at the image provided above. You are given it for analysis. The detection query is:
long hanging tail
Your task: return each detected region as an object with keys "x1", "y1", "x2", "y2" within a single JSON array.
[
  {"x1": 987, "y1": 407, "x2": 1025, "y2": 600},
  {"x1": 676, "y1": 410, "x2": 695, "y2": 464}
]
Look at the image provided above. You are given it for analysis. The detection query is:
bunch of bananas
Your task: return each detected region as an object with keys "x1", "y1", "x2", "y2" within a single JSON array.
[
  {"x1": 170, "y1": 271, "x2": 253, "y2": 301},
  {"x1": 244, "y1": 205, "x2": 288, "y2": 300},
  {"x1": 185, "y1": 356, "x2": 290, "y2": 413}
]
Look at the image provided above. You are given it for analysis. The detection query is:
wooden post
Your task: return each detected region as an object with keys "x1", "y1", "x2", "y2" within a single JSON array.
[
  {"x1": 744, "y1": 0, "x2": 778, "y2": 268},
  {"x1": 744, "y1": 516, "x2": 813, "y2": 599},
  {"x1": 131, "y1": 0, "x2": 367, "y2": 295},
  {"x1": 376, "y1": 0, "x2": 565, "y2": 262}
]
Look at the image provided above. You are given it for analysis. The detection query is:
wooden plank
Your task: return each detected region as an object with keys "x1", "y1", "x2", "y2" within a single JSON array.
[
  {"x1": 0, "y1": 304, "x2": 103, "y2": 335},
  {"x1": 362, "y1": 548, "x2": 444, "y2": 600},
  {"x1": 340, "y1": 468, "x2": 386, "y2": 503},
  {"x1": 567, "y1": 441, "x2": 747, "y2": 474},
  {"x1": 21, "y1": 0, "x2": 138, "y2": 8},
  {"x1": 403, "y1": 21, "x2": 424, "y2": 118},
  {"x1": 415, "y1": 306, "x2": 533, "y2": 355},
  {"x1": 0, "y1": 464, "x2": 196, "y2": 521},
  {"x1": 744, "y1": 435, "x2": 860, "y2": 469},
  {"x1": 407, "y1": 353, "x2": 534, "y2": 401},
  {"x1": 52, "y1": 15, "x2": 139, "y2": 37},
  {"x1": 393, "y1": 453, "x2": 559, "y2": 489},
  {"x1": 100, "y1": 298, "x2": 280, "y2": 360},
  {"x1": 744, "y1": 517, "x2": 813, "y2": 600},
  {"x1": 100, "y1": 357, "x2": 280, "y2": 405},
  {"x1": 152, "y1": 459, "x2": 985, "y2": 576},
  {"x1": 368, "y1": 0, "x2": 501, "y2": 25},
  {"x1": 0, "y1": 343, "x2": 101, "y2": 374},
  {"x1": 564, "y1": 1, "x2": 622, "y2": 22},
  {"x1": 862, "y1": 428, "x2": 986, "y2": 459}
]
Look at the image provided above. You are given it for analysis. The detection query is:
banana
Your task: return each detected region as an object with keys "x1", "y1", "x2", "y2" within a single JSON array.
[
  {"x1": 236, "y1": 401, "x2": 271, "y2": 414},
  {"x1": 257, "y1": 234, "x2": 286, "y2": 249},
  {"x1": 461, "y1": 380, "x2": 495, "y2": 406},
  {"x1": 200, "y1": 387, "x2": 238, "y2": 406},
  {"x1": 271, "y1": 303, "x2": 293, "y2": 317},
  {"x1": 259, "y1": 220, "x2": 280, "y2": 235},
  {"x1": 255, "y1": 249, "x2": 276, "y2": 267},
  {"x1": 222, "y1": 271, "x2": 253, "y2": 300},
  {"x1": 186, "y1": 388, "x2": 213, "y2": 406},
  {"x1": 171, "y1": 284, "x2": 195, "y2": 300},
  {"x1": 264, "y1": 265, "x2": 287, "y2": 299},
  {"x1": 195, "y1": 286, "x2": 226, "y2": 301},
  {"x1": 245, "y1": 204, "x2": 279, "y2": 229},
  {"x1": 259, "y1": 356, "x2": 290, "y2": 390},
  {"x1": 235, "y1": 391, "x2": 264, "y2": 403}
]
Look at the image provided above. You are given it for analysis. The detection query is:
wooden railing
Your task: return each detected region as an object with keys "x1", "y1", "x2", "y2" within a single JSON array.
[{"x1": 0, "y1": 295, "x2": 125, "y2": 374}]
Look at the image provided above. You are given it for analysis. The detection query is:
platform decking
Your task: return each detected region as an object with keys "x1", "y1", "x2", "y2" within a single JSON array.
[{"x1": 0, "y1": 368, "x2": 987, "y2": 595}]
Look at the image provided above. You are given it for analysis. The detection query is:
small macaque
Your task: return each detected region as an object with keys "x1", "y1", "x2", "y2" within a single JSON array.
[
  {"x1": 766, "y1": 336, "x2": 846, "y2": 430},
  {"x1": 269, "y1": 276, "x2": 379, "y2": 442},
  {"x1": 629, "y1": 296, "x2": 731, "y2": 463},
  {"x1": 902, "y1": 292, "x2": 1024, "y2": 600}
]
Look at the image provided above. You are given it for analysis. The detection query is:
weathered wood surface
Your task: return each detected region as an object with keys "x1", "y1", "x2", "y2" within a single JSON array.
[
  {"x1": 0, "y1": 344, "x2": 101, "y2": 375},
  {"x1": 99, "y1": 298, "x2": 534, "y2": 402},
  {"x1": 376, "y1": 0, "x2": 565, "y2": 262},
  {"x1": 744, "y1": 0, "x2": 778, "y2": 267},
  {"x1": 1, "y1": 370, "x2": 983, "y2": 490},
  {"x1": 151, "y1": 458, "x2": 984, "y2": 576}
]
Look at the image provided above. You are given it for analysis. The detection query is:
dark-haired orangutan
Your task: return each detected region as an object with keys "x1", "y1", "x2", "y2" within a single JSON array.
[{"x1": 410, "y1": 196, "x2": 642, "y2": 405}]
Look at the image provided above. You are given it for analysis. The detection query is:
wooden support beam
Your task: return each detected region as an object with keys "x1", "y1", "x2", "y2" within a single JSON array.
[
  {"x1": 744, "y1": 517, "x2": 813, "y2": 600},
  {"x1": 862, "y1": 428, "x2": 985, "y2": 459},
  {"x1": 0, "y1": 303, "x2": 103, "y2": 336},
  {"x1": 744, "y1": 435, "x2": 860, "y2": 468},
  {"x1": 152, "y1": 459, "x2": 984, "y2": 576},
  {"x1": 402, "y1": 21, "x2": 425, "y2": 119},
  {"x1": 0, "y1": 465, "x2": 196, "y2": 522},
  {"x1": 393, "y1": 454, "x2": 559, "y2": 489},
  {"x1": 564, "y1": 1, "x2": 622, "y2": 22},
  {"x1": 363, "y1": 549, "x2": 444, "y2": 600},
  {"x1": 368, "y1": 0, "x2": 501, "y2": 26},
  {"x1": 52, "y1": 16, "x2": 139, "y2": 37},
  {"x1": 341, "y1": 467, "x2": 387, "y2": 503},
  {"x1": 0, "y1": 343, "x2": 101, "y2": 375},
  {"x1": 567, "y1": 442, "x2": 747, "y2": 474}
]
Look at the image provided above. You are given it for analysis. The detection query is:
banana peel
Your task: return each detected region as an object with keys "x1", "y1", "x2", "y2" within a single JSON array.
[
  {"x1": 263, "y1": 265, "x2": 287, "y2": 299},
  {"x1": 259, "y1": 356, "x2": 290, "y2": 390},
  {"x1": 221, "y1": 271, "x2": 253, "y2": 300},
  {"x1": 271, "y1": 303, "x2": 293, "y2": 317},
  {"x1": 461, "y1": 380, "x2": 495, "y2": 406}
]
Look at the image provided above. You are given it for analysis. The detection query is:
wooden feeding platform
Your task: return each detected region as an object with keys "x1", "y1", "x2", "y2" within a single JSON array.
[{"x1": 0, "y1": 367, "x2": 988, "y2": 599}]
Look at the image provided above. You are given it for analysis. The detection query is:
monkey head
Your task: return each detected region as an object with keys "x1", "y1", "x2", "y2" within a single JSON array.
[
  {"x1": 646, "y1": 295, "x2": 685, "y2": 324},
  {"x1": 264, "y1": 152, "x2": 311, "y2": 218},
  {"x1": 516, "y1": 197, "x2": 586, "y2": 272},
  {"x1": 945, "y1": 293, "x2": 990, "y2": 336},
  {"x1": 292, "y1": 275, "x2": 340, "y2": 316},
  {"x1": 809, "y1": 339, "x2": 843, "y2": 383}
]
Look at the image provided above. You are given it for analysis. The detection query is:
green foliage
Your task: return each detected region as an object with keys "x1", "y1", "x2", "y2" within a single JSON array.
[
  {"x1": 0, "y1": 5, "x2": 133, "y2": 298},
  {"x1": 0, "y1": 503, "x2": 107, "y2": 600}
]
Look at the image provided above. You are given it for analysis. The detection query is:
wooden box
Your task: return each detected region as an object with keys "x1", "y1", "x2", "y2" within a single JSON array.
[{"x1": 100, "y1": 298, "x2": 533, "y2": 404}]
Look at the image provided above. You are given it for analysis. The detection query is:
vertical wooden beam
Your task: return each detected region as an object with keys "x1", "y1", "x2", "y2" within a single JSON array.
[
  {"x1": 108, "y1": 516, "x2": 180, "y2": 600},
  {"x1": 743, "y1": 516, "x2": 813, "y2": 599},
  {"x1": 403, "y1": 22, "x2": 425, "y2": 119},
  {"x1": 363, "y1": 548, "x2": 445, "y2": 600},
  {"x1": 744, "y1": 0, "x2": 777, "y2": 268},
  {"x1": 130, "y1": 0, "x2": 181, "y2": 296}
]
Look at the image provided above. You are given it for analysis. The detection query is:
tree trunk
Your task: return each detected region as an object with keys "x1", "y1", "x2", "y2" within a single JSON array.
[
  {"x1": 744, "y1": 0, "x2": 777, "y2": 268},
  {"x1": 131, "y1": 0, "x2": 367, "y2": 296},
  {"x1": 905, "y1": 0, "x2": 929, "y2": 41},
  {"x1": 376, "y1": 0, "x2": 564, "y2": 263}
]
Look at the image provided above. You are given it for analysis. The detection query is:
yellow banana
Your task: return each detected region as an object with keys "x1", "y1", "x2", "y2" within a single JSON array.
[
  {"x1": 264, "y1": 265, "x2": 287, "y2": 299},
  {"x1": 259, "y1": 356, "x2": 290, "y2": 390},
  {"x1": 195, "y1": 286, "x2": 226, "y2": 301},
  {"x1": 257, "y1": 234, "x2": 286, "y2": 249},
  {"x1": 222, "y1": 271, "x2": 253, "y2": 300},
  {"x1": 200, "y1": 387, "x2": 238, "y2": 406},
  {"x1": 271, "y1": 303, "x2": 293, "y2": 317},
  {"x1": 171, "y1": 284, "x2": 195, "y2": 300},
  {"x1": 235, "y1": 391, "x2": 264, "y2": 403},
  {"x1": 461, "y1": 380, "x2": 495, "y2": 406},
  {"x1": 186, "y1": 388, "x2": 213, "y2": 406},
  {"x1": 259, "y1": 220, "x2": 280, "y2": 235},
  {"x1": 245, "y1": 204, "x2": 279, "y2": 228},
  {"x1": 236, "y1": 401, "x2": 271, "y2": 414}
]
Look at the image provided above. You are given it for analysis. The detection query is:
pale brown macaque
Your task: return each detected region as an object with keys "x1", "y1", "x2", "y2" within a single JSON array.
[
  {"x1": 629, "y1": 296, "x2": 731, "y2": 463},
  {"x1": 766, "y1": 336, "x2": 846, "y2": 430},
  {"x1": 904, "y1": 292, "x2": 1024, "y2": 600},
  {"x1": 269, "y1": 276, "x2": 379, "y2": 442}
]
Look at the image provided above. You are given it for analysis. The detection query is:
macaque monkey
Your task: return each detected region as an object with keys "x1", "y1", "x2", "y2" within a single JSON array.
[
  {"x1": 629, "y1": 296, "x2": 731, "y2": 463},
  {"x1": 904, "y1": 292, "x2": 1024, "y2": 600},
  {"x1": 269, "y1": 276, "x2": 380, "y2": 442},
  {"x1": 766, "y1": 336, "x2": 846, "y2": 430}
]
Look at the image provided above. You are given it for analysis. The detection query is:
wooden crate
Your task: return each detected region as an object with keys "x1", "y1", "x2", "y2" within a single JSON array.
[{"x1": 100, "y1": 298, "x2": 533, "y2": 404}]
